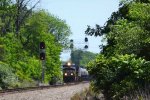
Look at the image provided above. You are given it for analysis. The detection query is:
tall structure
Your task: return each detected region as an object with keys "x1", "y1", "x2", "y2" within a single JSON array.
[
  {"x1": 39, "y1": 42, "x2": 45, "y2": 83},
  {"x1": 70, "y1": 36, "x2": 89, "y2": 66}
]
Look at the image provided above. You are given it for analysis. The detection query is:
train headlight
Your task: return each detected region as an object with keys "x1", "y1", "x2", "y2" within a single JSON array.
[
  {"x1": 71, "y1": 73, "x2": 73, "y2": 76},
  {"x1": 67, "y1": 62, "x2": 71, "y2": 66},
  {"x1": 64, "y1": 73, "x2": 67, "y2": 76}
]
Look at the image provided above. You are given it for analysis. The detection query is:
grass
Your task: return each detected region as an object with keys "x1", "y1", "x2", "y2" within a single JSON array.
[
  {"x1": 122, "y1": 86, "x2": 150, "y2": 100},
  {"x1": 71, "y1": 86, "x2": 104, "y2": 100},
  {"x1": 71, "y1": 85, "x2": 150, "y2": 100}
]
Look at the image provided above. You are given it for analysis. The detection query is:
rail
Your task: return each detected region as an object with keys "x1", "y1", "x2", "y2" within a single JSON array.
[{"x1": 0, "y1": 81, "x2": 89, "y2": 95}]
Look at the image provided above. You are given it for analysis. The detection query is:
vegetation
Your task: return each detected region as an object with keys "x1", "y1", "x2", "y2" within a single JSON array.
[
  {"x1": 71, "y1": 87, "x2": 101, "y2": 100},
  {"x1": 70, "y1": 49, "x2": 97, "y2": 66},
  {"x1": 86, "y1": 0, "x2": 150, "y2": 99},
  {"x1": 88, "y1": 54, "x2": 150, "y2": 99},
  {"x1": 0, "y1": 0, "x2": 71, "y2": 89}
]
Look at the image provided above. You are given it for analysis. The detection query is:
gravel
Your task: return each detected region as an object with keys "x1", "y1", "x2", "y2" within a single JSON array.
[{"x1": 0, "y1": 83, "x2": 89, "y2": 100}]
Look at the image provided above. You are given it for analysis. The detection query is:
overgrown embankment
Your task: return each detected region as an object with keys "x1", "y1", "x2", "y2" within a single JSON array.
[
  {"x1": 84, "y1": 0, "x2": 150, "y2": 99},
  {"x1": 0, "y1": 1, "x2": 71, "y2": 89}
]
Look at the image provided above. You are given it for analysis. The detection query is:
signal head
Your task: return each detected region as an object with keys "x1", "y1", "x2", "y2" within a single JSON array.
[
  {"x1": 85, "y1": 37, "x2": 88, "y2": 42},
  {"x1": 40, "y1": 42, "x2": 45, "y2": 49},
  {"x1": 40, "y1": 52, "x2": 45, "y2": 60},
  {"x1": 84, "y1": 45, "x2": 88, "y2": 49}
]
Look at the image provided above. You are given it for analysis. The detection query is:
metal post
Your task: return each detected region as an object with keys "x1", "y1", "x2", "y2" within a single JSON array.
[{"x1": 41, "y1": 60, "x2": 45, "y2": 83}]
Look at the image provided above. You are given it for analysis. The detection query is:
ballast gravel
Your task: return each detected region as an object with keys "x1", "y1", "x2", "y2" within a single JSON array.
[{"x1": 0, "y1": 83, "x2": 89, "y2": 100}]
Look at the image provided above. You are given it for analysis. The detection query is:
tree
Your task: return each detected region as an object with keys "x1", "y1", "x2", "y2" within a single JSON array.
[
  {"x1": 0, "y1": 1, "x2": 72, "y2": 87},
  {"x1": 104, "y1": 2, "x2": 150, "y2": 59},
  {"x1": 0, "y1": 0, "x2": 40, "y2": 38},
  {"x1": 71, "y1": 49, "x2": 97, "y2": 66},
  {"x1": 85, "y1": 0, "x2": 150, "y2": 59},
  {"x1": 86, "y1": 0, "x2": 150, "y2": 99},
  {"x1": 20, "y1": 10, "x2": 71, "y2": 57},
  {"x1": 0, "y1": 0, "x2": 14, "y2": 36},
  {"x1": 14, "y1": 0, "x2": 40, "y2": 38}
]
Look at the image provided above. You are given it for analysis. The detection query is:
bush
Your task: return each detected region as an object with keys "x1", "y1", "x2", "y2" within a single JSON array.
[
  {"x1": 123, "y1": 85, "x2": 150, "y2": 100},
  {"x1": 87, "y1": 54, "x2": 150, "y2": 100},
  {"x1": 71, "y1": 88, "x2": 95, "y2": 100},
  {"x1": 0, "y1": 61, "x2": 18, "y2": 89},
  {"x1": 71, "y1": 85, "x2": 104, "y2": 100},
  {"x1": 14, "y1": 57, "x2": 41, "y2": 82}
]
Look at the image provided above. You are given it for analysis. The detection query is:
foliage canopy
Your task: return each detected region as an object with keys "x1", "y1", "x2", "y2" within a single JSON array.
[
  {"x1": 0, "y1": 0, "x2": 72, "y2": 89},
  {"x1": 86, "y1": 0, "x2": 150, "y2": 99}
]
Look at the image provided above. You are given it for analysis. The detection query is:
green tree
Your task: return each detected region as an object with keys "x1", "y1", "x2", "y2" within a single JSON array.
[
  {"x1": 0, "y1": 0, "x2": 15, "y2": 36},
  {"x1": 19, "y1": 10, "x2": 71, "y2": 81},
  {"x1": 21, "y1": 10, "x2": 71, "y2": 55},
  {"x1": 85, "y1": 0, "x2": 150, "y2": 59},
  {"x1": 0, "y1": 0, "x2": 40, "y2": 37},
  {"x1": 0, "y1": 1, "x2": 72, "y2": 87},
  {"x1": 85, "y1": 0, "x2": 150, "y2": 99},
  {"x1": 71, "y1": 49, "x2": 97, "y2": 66}
]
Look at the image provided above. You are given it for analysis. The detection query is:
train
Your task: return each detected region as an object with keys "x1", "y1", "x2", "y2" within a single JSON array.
[
  {"x1": 62, "y1": 62, "x2": 89, "y2": 83},
  {"x1": 49, "y1": 62, "x2": 89, "y2": 85},
  {"x1": 78, "y1": 66, "x2": 89, "y2": 81}
]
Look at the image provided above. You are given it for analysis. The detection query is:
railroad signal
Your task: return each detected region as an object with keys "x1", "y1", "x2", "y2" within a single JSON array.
[
  {"x1": 84, "y1": 45, "x2": 88, "y2": 49},
  {"x1": 39, "y1": 42, "x2": 45, "y2": 60},
  {"x1": 40, "y1": 52, "x2": 45, "y2": 60},
  {"x1": 85, "y1": 37, "x2": 88, "y2": 42},
  {"x1": 39, "y1": 42, "x2": 46, "y2": 83},
  {"x1": 70, "y1": 39, "x2": 74, "y2": 49},
  {"x1": 70, "y1": 39, "x2": 73, "y2": 43},
  {"x1": 40, "y1": 42, "x2": 45, "y2": 49},
  {"x1": 70, "y1": 43, "x2": 74, "y2": 49}
]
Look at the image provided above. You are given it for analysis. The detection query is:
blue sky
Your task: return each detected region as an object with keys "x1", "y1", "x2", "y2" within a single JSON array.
[{"x1": 40, "y1": 0, "x2": 119, "y2": 61}]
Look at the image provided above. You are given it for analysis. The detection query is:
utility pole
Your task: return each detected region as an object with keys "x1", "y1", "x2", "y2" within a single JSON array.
[{"x1": 70, "y1": 39, "x2": 74, "y2": 61}]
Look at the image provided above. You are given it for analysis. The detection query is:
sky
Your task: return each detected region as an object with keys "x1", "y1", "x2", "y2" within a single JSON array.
[{"x1": 39, "y1": 0, "x2": 119, "y2": 61}]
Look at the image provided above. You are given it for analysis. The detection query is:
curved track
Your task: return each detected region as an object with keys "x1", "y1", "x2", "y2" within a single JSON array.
[{"x1": 0, "y1": 81, "x2": 89, "y2": 95}]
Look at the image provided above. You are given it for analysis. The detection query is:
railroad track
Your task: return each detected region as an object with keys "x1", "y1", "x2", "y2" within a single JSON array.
[{"x1": 0, "y1": 81, "x2": 89, "y2": 95}]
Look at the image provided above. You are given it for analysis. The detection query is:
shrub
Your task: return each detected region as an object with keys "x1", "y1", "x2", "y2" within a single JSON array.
[
  {"x1": 87, "y1": 54, "x2": 150, "y2": 100},
  {"x1": 0, "y1": 61, "x2": 18, "y2": 89}
]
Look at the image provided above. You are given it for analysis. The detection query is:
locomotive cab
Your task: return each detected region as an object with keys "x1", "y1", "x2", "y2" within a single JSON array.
[{"x1": 62, "y1": 62, "x2": 76, "y2": 83}]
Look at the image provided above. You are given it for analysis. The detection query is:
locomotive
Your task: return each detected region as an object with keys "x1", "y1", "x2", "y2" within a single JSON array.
[
  {"x1": 62, "y1": 62, "x2": 77, "y2": 83},
  {"x1": 62, "y1": 62, "x2": 89, "y2": 83}
]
